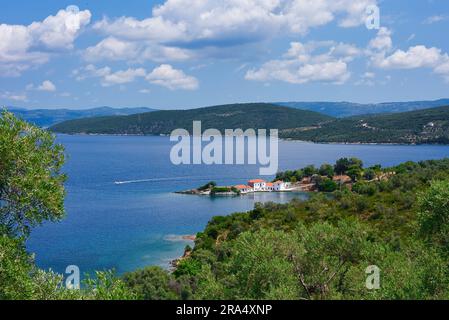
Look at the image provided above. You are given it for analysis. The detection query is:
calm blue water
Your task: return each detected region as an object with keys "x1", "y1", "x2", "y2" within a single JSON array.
[{"x1": 27, "y1": 135, "x2": 449, "y2": 275}]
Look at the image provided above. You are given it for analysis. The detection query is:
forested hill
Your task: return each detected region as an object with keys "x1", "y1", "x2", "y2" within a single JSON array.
[
  {"x1": 50, "y1": 103, "x2": 449, "y2": 144},
  {"x1": 49, "y1": 103, "x2": 333, "y2": 135},
  {"x1": 282, "y1": 105, "x2": 449, "y2": 144}
]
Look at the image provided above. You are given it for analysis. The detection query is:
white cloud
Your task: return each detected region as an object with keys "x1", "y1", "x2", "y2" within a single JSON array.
[
  {"x1": 103, "y1": 68, "x2": 146, "y2": 86},
  {"x1": 366, "y1": 28, "x2": 449, "y2": 82},
  {"x1": 0, "y1": 6, "x2": 91, "y2": 77},
  {"x1": 27, "y1": 6, "x2": 91, "y2": 49},
  {"x1": 0, "y1": 91, "x2": 28, "y2": 102},
  {"x1": 37, "y1": 80, "x2": 57, "y2": 92},
  {"x1": 74, "y1": 65, "x2": 145, "y2": 86},
  {"x1": 245, "y1": 41, "x2": 353, "y2": 85},
  {"x1": 84, "y1": 37, "x2": 138, "y2": 61},
  {"x1": 89, "y1": 0, "x2": 376, "y2": 62},
  {"x1": 368, "y1": 27, "x2": 392, "y2": 52},
  {"x1": 83, "y1": 36, "x2": 193, "y2": 63},
  {"x1": 146, "y1": 64, "x2": 199, "y2": 90},
  {"x1": 375, "y1": 45, "x2": 444, "y2": 70},
  {"x1": 75, "y1": 64, "x2": 198, "y2": 90}
]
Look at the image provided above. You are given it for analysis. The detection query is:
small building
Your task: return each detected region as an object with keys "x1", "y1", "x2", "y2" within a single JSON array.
[
  {"x1": 273, "y1": 180, "x2": 291, "y2": 191},
  {"x1": 248, "y1": 179, "x2": 266, "y2": 191},
  {"x1": 234, "y1": 185, "x2": 253, "y2": 194},
  {"x1": 265, "y1": 182, "x2": 274, "y2": 191}
]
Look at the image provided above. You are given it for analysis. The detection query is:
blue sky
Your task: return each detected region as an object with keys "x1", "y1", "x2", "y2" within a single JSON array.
[{"x1": 1, "y1": 0, "x2": 449, "y2": 110}]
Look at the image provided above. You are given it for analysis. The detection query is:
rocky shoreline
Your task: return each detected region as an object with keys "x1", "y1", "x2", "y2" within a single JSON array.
[{"x1": 169, "y1": 235, "x2": 196, "y2": 270}]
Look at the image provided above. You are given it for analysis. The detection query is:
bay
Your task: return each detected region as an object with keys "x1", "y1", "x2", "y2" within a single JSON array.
[{"x1": 26, "y1": 135, "x2": 449, "y2": 275}]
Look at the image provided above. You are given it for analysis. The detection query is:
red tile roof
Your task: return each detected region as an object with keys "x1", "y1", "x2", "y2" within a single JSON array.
[
  {"x1": 234, "y1": 185, "x2": 250, "y2": 190},
  {"x1": 248, "y1": 179, "x2": 266, "y2": 183}
]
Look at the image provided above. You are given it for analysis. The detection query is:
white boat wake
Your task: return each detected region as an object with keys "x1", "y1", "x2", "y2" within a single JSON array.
[{"x1": 114, "y1": 176, "x2": 213, "y2": 185}]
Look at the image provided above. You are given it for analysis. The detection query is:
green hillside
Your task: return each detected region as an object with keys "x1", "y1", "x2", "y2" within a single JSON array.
[
  {"x1": 49, "y1": 103, "x2": 333, "y2": 134},
  {"x1": 50, "y1": 103, "x2": 449, "y2": 144},
  {"x1": 281, "y1": 105, "x2": 449, "y2": 144}
]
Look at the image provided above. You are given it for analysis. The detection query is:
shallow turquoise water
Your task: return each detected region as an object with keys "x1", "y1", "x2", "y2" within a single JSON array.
[{"x1": 26, "y1": 135, "x2": 449, "y2": 275}]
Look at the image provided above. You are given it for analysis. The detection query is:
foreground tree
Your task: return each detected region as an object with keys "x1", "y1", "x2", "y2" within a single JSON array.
[
  {"x1": 0, "y1": 111, "x2": 66, "y2": 238},
  {"x1": 0, "y1": 111, "x2": 134, "y2": 300}
]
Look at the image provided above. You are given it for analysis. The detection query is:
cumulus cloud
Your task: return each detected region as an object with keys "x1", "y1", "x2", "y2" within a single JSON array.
[
  {"x1": 103, "y1": 68, "x2": 146, "y2": 86},
  {"x1": 37, "y1": 80, "x2": 57, "y2": 91},
  {"x1": 368, "y1": 27, "x2": 392, "y2": 52},
  {"x1": 375, "y1": 46, "x2": 445, "y2": 70},
  {"x1": 84, "y1": 37, "x2": 138, "y2": 61},
  {"x1": 245, "y1": 41, "x2": 355, "y2": 85},
  {"x1": 146, "y1": 64, "x2": 199, "y2": 90},
  {"x1": 366, "y1": 27, "x2": 449, "y2": 82},
  {"x1": 83, "y1": 36, "x2": 193, "y2": 63},
  {"x1": 74, "y1": 65, "x2": 145, "y2": 86},
  {"x1": 27, "y1": 6, "x2": 91, "y2": 49},
  {"x1": 75, "y1": 64, "x2": 198, "y2": 90},
  {"x1": 0, "y1": 6, "x2": 91, "y2": 76},
  {"x1": 88, "y1": 0, "x2": 376, "y2": 63}
]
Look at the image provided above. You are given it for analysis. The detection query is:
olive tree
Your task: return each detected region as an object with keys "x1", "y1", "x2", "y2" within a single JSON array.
[{"x1": 0, "y1": 111, "x2": 66, "y2": 238}]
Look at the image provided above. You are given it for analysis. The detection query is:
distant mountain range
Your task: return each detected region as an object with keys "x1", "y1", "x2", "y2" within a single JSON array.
[
  {"x1": 5, "y1": 106, "x2": 156, "y2": 128},
  {"x1": 49, "y1": 103, "x2": 332, "y2": 135},
  {"x1": 276, "y1": 99, "x2": 449, "y2": 118},
  {"x1": 50, "y1": 102, "x2": 449, "y2": 144},
  {"x1": 6, "y1": 99, "x2": 449, "y2": 128}
]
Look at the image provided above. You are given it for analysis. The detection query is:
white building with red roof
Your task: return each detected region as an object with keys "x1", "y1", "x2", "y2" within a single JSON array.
[
  {"x1": 234, "y1": 185, "x2": 253, "y2": 194},
  {"x1": 274, "y1": 180, "x2": 291, "y2": 191},
  {"x1": 248, "y1": 179, "x2": 266, "y2": 191}
]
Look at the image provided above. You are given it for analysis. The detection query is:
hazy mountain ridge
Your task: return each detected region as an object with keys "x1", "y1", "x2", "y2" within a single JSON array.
[
  {"x1": 4, "y1": 106, "x2": 157, "y2": 128},
  {"x1": 276, "y1": 99, "x2": 449, "y2": 117}
]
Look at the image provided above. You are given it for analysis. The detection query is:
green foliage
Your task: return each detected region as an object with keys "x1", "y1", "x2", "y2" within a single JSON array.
[
  {"x1": 198, "y1": 181, "x2": 216, "y2": 191},
  {"x1": 303, "y1": 165, "x2": 318, "y2": 177},
  {"x1": 174, "y1": 259, "x2": 202, "y2": 277},
  {"x1": 364, "y1": 168, "x2": 377, "y2": 180},
  {"x1": 0, "y1": 112, "x2": 136, "y2": 300},
  {"x1": 352, "y1": 181, "x2": 378, "y2": 196},
  {"x1": 82, "y1": 270, "x2": 137, "y2": 300},
  {"x1": 283, "y1": 105, "x2": 449, "y2": 144},
  {"x1": 0, "y1": 111, "x2": 66, "y2": 238},
  {"x1": 317, "y1": 178, "x2": 338, "y2": 192},
  {"x1": 334, "y1": 157, "x2": 363, "y2": 175},
  {"x1": 319, "y1": 164, "x2": 335, "y2": 178},
  {"x1": 123, "y1": 267, "x2": 178, "y2": 300},
  {"x1": 418, "y1": 180, "x2": 449, "y2": 251},
  {"x1": 176, "y1": 159, "x2": 449, "y2": 300},
  {"x1": 211, "y1": 186, "x2": 235, "y2": 195}
]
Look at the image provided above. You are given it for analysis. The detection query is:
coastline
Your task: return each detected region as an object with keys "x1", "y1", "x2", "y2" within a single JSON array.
[
  {"x1": 53, "y1": 133, "x2": 449, "y2": 146},
  {"x1": 168, "y1": 235, "x2": 197, "y2": 270}
]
